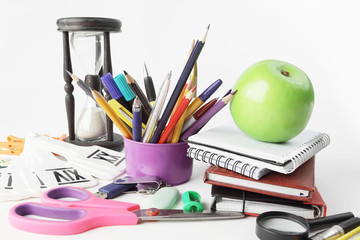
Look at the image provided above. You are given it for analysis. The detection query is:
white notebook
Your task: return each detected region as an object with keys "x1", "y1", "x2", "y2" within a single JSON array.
[{"x1": 186, "y1": 124, "x2": 330, "y2": 174}]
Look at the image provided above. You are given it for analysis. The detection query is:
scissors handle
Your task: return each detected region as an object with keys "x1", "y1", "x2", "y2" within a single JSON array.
[
  {"x1": 42, "y1": 186, "x2": 140, "y2": 211},
  {"x1": 9, "y1": 202, "x2": 139, "y2": 235}
]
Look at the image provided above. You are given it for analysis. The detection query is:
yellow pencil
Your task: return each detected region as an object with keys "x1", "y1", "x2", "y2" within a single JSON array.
[
  {"x1": 337, "y1": 226, "x2": 360, "y2": 240},
  {"x1": 92, "y1": 90, "x2": 133, "y2": 139},
  {"x1": 190, "y1": 61, "x2": 197, "y2": 97}
]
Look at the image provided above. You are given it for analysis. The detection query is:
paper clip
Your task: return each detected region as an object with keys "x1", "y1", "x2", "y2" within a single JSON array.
[{"x1": 114, "y1": 176, "x2": 167, "y2": 195}]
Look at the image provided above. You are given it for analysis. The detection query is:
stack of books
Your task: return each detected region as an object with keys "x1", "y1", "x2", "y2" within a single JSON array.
[{"x1": 186, "y1": 124, "x2": 330, "y2": 219}]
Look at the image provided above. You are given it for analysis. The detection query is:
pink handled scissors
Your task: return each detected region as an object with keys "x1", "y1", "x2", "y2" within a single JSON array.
[{"x1": 9, "y1": 186, "x2": 244, "y2": 235}]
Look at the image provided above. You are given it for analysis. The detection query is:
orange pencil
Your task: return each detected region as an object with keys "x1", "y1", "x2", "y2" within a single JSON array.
[
  {"x1": 165, "y1": 79, "x2": 194, "y2": 143},
  {"x1": 158, "y1": 86, "x2": 196, "y2": 144}
]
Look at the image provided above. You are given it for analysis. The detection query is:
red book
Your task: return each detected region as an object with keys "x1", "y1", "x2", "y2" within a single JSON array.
[
  {"x1": 204, "y1": 156, "x2": 315, "y2": 201},
  {"x1": 211, "y1": 184, "x2": 327, "y2": 219}
]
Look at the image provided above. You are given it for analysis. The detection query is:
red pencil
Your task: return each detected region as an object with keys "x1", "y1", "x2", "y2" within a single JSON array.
[
  {"x1": 181, "y1": 97, "x2": 218, "y2": 133},
  {"x1": 158, "y1": 86, "x2": 197, "y2": 143}
]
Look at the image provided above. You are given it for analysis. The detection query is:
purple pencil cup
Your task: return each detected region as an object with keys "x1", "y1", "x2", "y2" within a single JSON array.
[{"x1": 123, "y1": 138, "x2": 193, "y2": 186}]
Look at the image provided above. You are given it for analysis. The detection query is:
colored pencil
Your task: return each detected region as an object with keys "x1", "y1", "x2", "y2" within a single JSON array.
[
  {"x1": 181, "y1": 97, "x2": 218, "y2": 133},
  {"x1": 191, "y1": 61, "x2": 198, "y2": 97},
  {"x1": 168, "y1": 40, "x2": 195, "y2": 120},
  {"x1": 166, "y1": 79, "x2": 194, "y2": 143},
  {"x1": 132, "y1": 97, "x2": 142, "y2": 142},
  {"x1": 91, "y1": 90, "x2": 132, "y2": 139},
  {"x1": 180, "y1": 90, "x2": 237, "y2": 141},
  {"x1": 143, "y1": 62, "x2": 156, "y2": 105},
  {"x1": 124, "y1": 70, "x2": 153, "y2": 115},
  {"x1": 158, "y1": 86, "x2": 196, "y2": 144},
  {"x1": 150, "y1": 25, "x2": 210, "y2": 143},
  {"x1": 142, "y1": 71, "x2": 172, "y2": 143},
  {"x1": 184, "y1": 79, "x2": 222, "y2": 121},
  {"x1": 168, "y1": 80, "x2": 195, "y2": 143}
]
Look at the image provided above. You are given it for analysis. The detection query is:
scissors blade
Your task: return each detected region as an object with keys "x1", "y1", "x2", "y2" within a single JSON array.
[{"x1": 135, "y1": 209, "x2": 245, "y2": 221}]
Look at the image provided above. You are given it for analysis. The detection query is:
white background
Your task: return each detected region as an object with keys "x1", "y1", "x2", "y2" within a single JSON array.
[{"x1": 0, "y1": 0, "x2": 360, "y2": 239}]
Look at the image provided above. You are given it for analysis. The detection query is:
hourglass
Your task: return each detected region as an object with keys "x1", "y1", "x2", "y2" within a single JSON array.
[{"x1": 56, "y1": 17, "x2": 123, "y2": 150}]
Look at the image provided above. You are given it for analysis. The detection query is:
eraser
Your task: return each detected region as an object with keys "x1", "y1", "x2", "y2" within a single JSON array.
[{"x1": 148, "y1": 187, "x2": 179, "y2": 209}]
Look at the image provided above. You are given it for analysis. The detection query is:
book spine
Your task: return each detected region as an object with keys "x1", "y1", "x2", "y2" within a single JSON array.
[
  {"x1": 187, "y1": 146, "x2": 270, "y2": 180},
  {"x1": 286, "y1": 133, "x2": 330, "y2": 169}
]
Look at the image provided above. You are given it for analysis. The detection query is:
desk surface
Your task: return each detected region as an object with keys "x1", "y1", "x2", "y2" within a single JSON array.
[
  {"x1": 1, "y1": 147, "x2": 359, "y2": 240},
  {"x1": 1, "y1": 0, "x2": 360, "y2": 239}
]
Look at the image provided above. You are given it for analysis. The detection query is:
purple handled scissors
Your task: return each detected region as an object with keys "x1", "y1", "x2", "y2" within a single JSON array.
[{"x1": 9, "y1": 186, "x2": 244, "y2": 235}]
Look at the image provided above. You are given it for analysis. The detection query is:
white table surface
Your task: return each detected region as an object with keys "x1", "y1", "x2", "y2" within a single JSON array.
[{"x1": 1, "y1": 0, "x2": 360, "y2": 239}]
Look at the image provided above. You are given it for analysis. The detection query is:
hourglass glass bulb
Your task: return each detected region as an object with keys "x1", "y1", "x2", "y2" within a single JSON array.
[{"x1": 76, "y1": 75, "x2": 107, "y2": 141}]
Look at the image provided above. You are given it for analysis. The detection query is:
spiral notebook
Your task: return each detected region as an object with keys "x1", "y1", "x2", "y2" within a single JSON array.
[
  {"x1": 186, "y1": 124, "x2": 330, "y2": 174},
  {"x1": 187, "y1": 146, "x2": 271, "y2": 179}
]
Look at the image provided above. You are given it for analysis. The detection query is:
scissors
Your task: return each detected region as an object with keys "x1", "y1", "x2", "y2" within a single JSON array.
[{"x1": 9, "y1": 186, "x2": 244, "y2": 235}]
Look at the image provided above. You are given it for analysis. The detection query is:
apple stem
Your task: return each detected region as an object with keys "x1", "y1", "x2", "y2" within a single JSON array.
[{"x1": 281, "y1": 69, "x2": 290, "y2": 77}]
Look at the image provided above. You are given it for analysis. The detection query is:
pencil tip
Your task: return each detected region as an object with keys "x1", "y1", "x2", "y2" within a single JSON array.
[
  {"x1": 66, "y1": 70, "x2": 80, "y2": 82},
  {"x1": 143, "y1": 62, "x2": 149, "y2": 76},
  {"x1": 231, "y1": 90, "x2": 238, "y2": 95},
  {"x1": 123, "y1": 70, "x2": 128, "y2": 75},
  {"x1": 201, "y1": 24, "x2": 210, "y2": 42}
]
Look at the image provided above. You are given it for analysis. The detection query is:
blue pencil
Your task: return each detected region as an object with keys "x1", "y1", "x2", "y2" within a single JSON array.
[{"x1": 150, "y1": 25, "x2": 210, "y2": 143}]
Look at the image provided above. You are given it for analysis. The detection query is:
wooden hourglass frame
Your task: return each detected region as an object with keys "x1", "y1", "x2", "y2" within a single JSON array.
[{"x1": 56, "y1": 17, "x2": 123, "y2": 150}]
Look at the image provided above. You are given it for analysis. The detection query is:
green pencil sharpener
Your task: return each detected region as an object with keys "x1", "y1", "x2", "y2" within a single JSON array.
[{"x1": 182, "y1": 191, "x2": 204, "y2": 213}]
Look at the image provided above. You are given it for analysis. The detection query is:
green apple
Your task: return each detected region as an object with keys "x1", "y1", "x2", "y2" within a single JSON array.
[{"x1": 230, "y1": 60, "x2": 314, "y2": 143}]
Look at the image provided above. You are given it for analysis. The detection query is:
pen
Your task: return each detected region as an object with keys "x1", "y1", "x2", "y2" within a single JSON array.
[
  {"x1": 66, "y1": 71, "x2": 93, "y2": 100},
  {"x1": 132, "y1": 97, "x2": 142, "y2": 142},
  {"x1": 181, "y1": 97, "x2": 218, "y2": 133},
  {"x1": 158, "y1": 86, "x2": 196, "y2": 144},
  {"x1": 180, "y1": 89, "x2": 237, "y2": 141},
  {"x1": 114, "y1": 73, "x2": 135, "y2": 103},
  {"x1": 143, "y1": 62, "x2": 156, "y2": 105},
  {"x1": 150, "y1": 24, "x2": 210, "y2": 143},
  {"x1": 336, "y1": 225, "x2": 360, "y2": 240},
  {"x1": 91, "y1": 90, "x2": 133, "y2": 139},
  {"x1": 184, "y1": 79, "x2": 222, "y2": 121},
  {"x1": 311, "y1": 217, "x2": 360, "y2": 240},
  {"x1": 100, "y1": 73, "x2": 132, "y2": 112},
  {"x1": 142, "y1": 71, "x2": 172, "y2": 143},
  {"x1": 124, "y1": 70, "x2": 153, "y2": 116}
]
